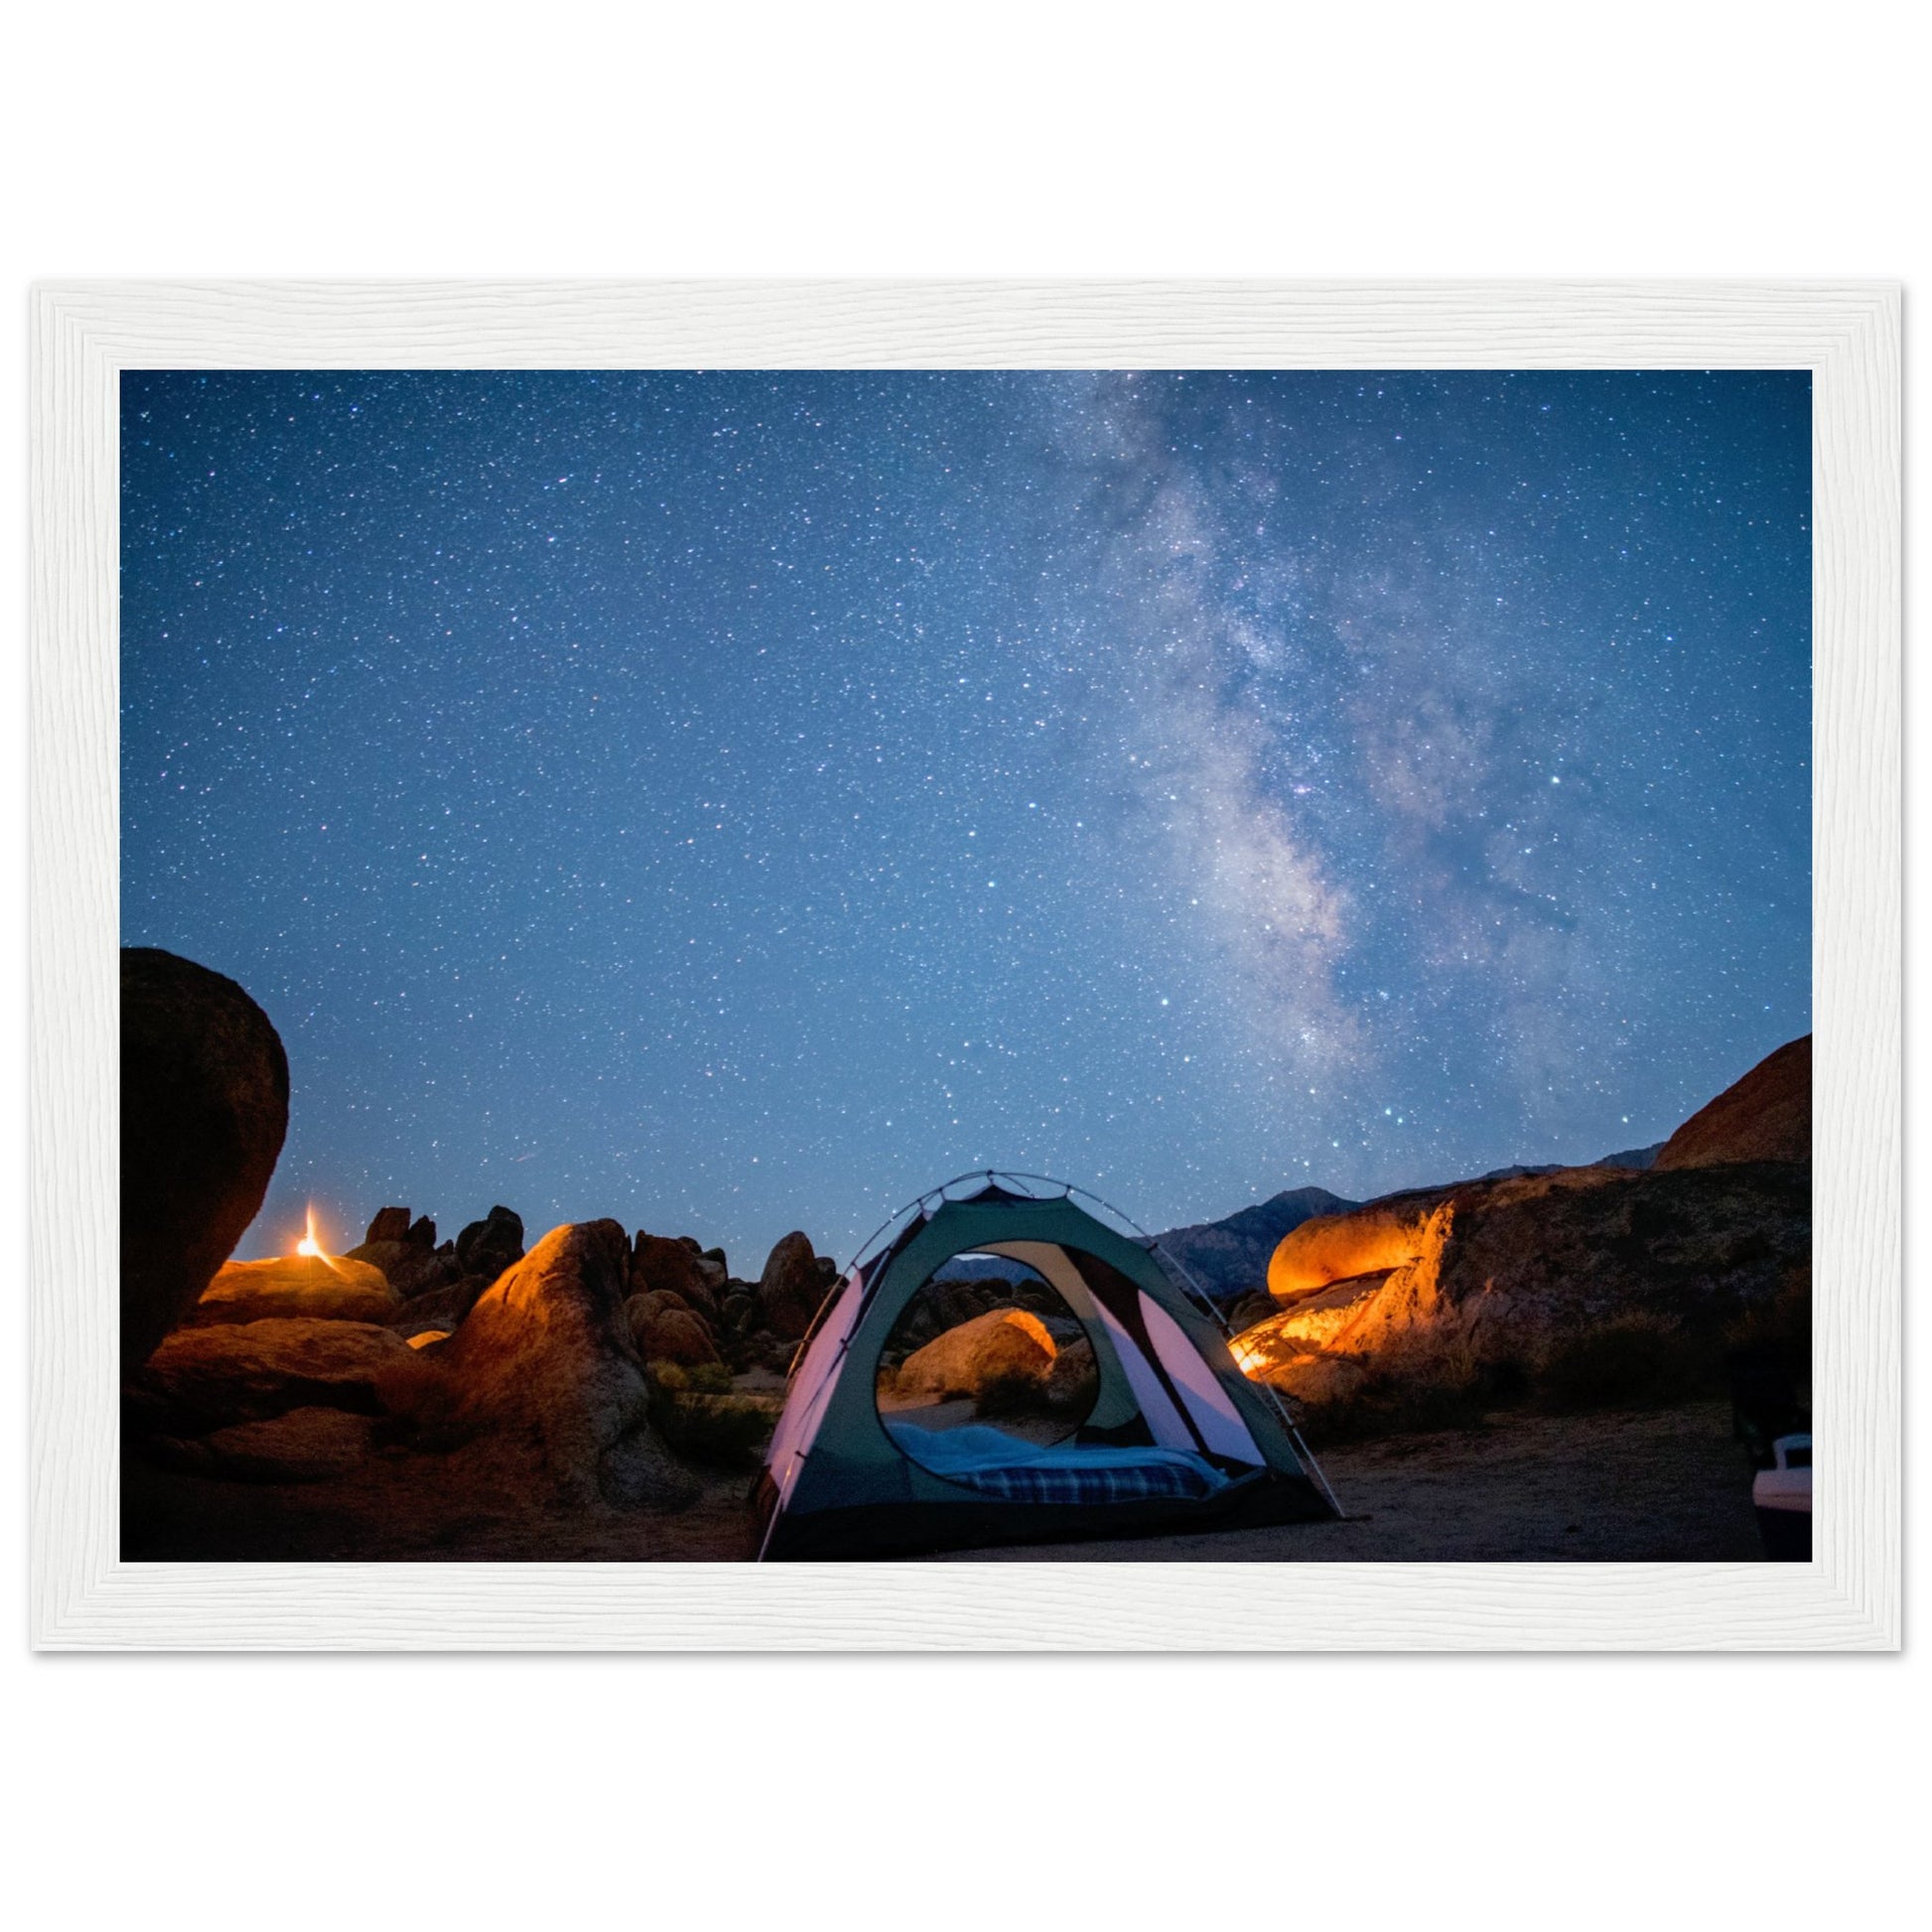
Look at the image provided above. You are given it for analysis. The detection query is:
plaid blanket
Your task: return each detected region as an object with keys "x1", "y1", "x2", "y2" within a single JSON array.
[
  {"x1": 885, "y1": 1422, "x2": 1228, "y2": 1505},
  {"x1": 947, "y1": 1453, "x2": 1225, "y2": 1506}
]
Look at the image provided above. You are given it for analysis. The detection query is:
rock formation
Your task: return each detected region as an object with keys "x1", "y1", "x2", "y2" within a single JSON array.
[
  {"x1": 1240, "y1": 1038, "x2": 1813, "y2": 1393},
  {"x1": 1655, "y1": 1035, "x2": 1811, "y2": 1170},
  {"x1": 344, "y1": 1206, "x2": 443, "y2": 1294},
  {"x1": 1267, "y1": 1197, "x2": 1449, "y2": 1302},
  {"x1": 121, "y1": 947, "x2": 290, "y2": 1367},
  {"x1": 758, "y1": 1230, "x2": 829, "y2": 1341},
  {"x1": 364, "y1": 1205, "x2": 413, "y2": 1246},
  {"x1": 455, "y1": 1204, "x2": 525, "y2": 1283},
  {"x1": 390, "y1": 1274, "x2": 491, "y2": 1339},
  {"x1": 194, "y1": 1253, "x2": 402, "y2": 1326},
  {"x1": 136, "y1": 1316, "x2": 421, "y2": 1429},
  {"x1": 389, "y1": 1219, "x2": 692, "y2": 1509},
  {"x1": 889, "y1": 1307, "x2": 1059, "y2": 1404},
  {"x1": 626, "y1": 1292, "x2": 723, "y2": 1367},
  {"x1": 630, "y1": 1231, "x2": 721, "y2": 1321}
]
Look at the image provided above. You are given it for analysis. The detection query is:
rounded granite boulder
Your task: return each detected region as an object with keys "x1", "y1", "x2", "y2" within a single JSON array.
[{"x1": 121, "y1": 948, "x2": 290, "y2": 1368}]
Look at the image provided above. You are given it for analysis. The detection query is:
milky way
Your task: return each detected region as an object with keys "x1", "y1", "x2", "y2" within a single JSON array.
[{"x1": 120, "y1": 370, "x2": 1811, "y2": 1265}]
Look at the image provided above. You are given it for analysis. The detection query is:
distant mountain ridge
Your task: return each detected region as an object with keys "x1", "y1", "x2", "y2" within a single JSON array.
[{"x1": 1151, "y1": 1186, "x2": 1361, "y2": 1302}]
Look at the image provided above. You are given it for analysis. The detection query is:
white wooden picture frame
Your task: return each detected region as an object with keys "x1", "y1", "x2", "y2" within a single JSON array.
[{"x1": 28, "y1": 280, "x2": 1899, "y2": 1649}]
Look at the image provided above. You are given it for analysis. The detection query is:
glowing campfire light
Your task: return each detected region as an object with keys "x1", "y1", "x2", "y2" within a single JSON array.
[{"x1": 295, "y1": 1205, "x2": 326, "y2": 1259}]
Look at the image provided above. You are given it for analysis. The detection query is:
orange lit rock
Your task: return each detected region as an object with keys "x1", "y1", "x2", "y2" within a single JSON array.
[
  {"x1": 196, "y1": 1253, "x2": 401, "y2": 1326},
  {"x1": 1256, "y1": 1271, "x2": 1399, "y2": 1349},
  {"x1": 1267, "y1": 1204, "x2": 1438, "y2": 1301},
  {"x1": 406, "y1": 1329, "x2": 451, "y2": 1349},
  {"x1": 138, "y1": 1316, "x2": 419, "y2": 1426},
  {"x1": 1236, "y1": 1159, "x2": 1810, "y2": 1401},
  {"x1": 888, "y1": 1307, "x2": 1058, "y2": 1405},
  {"x1": 393, "y1": 1220, "x2": 694, "y2": 1509}
]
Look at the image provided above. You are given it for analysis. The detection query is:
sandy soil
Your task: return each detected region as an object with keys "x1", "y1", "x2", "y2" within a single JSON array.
[
  {"x1": 925, "y1": 1400, "x2": 1765, "y2": 1562},
  {"x1": 124, "y1": 1398, "x2": 1767, "y2": 1563}
]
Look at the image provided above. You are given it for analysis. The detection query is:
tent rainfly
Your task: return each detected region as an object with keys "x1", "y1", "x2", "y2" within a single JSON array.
[{"x1": 755, "y1": 1174, "x2": 1341, "y2": 1560}]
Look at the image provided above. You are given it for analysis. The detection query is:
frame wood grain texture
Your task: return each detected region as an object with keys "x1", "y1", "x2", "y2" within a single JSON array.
[{"x1": 28, "y1": 281, "x2": 1899, "y2": 1649}]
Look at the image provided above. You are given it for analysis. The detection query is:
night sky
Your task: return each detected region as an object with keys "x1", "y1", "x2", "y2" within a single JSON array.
[{"x1": 121, "y1": 370, "x2": 1811, "y2": 1267}]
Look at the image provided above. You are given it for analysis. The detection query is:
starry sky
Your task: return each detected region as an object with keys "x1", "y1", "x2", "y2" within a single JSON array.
[{"x1": 121, "y1": 369, "x2": 1811, "y2": 1268}]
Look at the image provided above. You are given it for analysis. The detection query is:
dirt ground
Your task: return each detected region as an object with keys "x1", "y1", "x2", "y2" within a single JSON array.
[
  {"x1": 124, "y1": 1397, "x2": 1767, "y2": 1563},
  {"x1": 926, "y1": 1400, "x2": 1766, "y2": 1563}
]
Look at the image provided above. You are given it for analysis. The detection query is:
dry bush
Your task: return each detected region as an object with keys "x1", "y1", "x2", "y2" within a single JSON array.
[
  {"x1": 647, "y1": 1359, "x2": 734, "y2": 1396},
  {"x1": 1531, "y1": 1314, "x2": 1716, "y2": 1413},
  {"x1": 645, "y1": 1358, "x2": 773, "y2": 1465},
  {"x1": 1725, "y1": 1264, "x2": 1811, "y2": 1366},
  {"x1": 649, "y1": 1390, "x2": 778, "y2": 1465}
]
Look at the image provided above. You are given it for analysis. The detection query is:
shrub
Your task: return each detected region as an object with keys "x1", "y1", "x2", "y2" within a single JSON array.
[
  {"x1": 1725, "y1": 1264, "x2": 1811, "y2": 1368},
  {"x1": 1533, "y1": 1315, "x2": 1714, "y2": 1413},
  {"x1": 651, "y1": 1391, "x2": 779, "y2": 1465},
  {"x1": 647, "y1": 1358, "x2": 733, "y2": 1396}
]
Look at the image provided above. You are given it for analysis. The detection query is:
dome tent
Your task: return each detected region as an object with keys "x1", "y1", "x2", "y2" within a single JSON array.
[{"x1": 756, "y1": 1173, "x2": 1341, "y2": 1560}]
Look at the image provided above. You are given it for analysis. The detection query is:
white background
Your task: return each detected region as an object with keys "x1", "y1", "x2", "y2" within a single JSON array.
[{"x1": 3, "y1": 5, "x2": 1921, "y2": 1926}]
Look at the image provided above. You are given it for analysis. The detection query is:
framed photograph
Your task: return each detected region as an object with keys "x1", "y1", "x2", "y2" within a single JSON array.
[{"x1": 29, "y1": 280, "x2": 1898, "y2": 1647}]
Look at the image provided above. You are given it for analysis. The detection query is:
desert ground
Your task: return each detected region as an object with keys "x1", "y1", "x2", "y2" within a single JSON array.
[
  {"x1": 123, "y1": 1397, "x2": 1763, "y2": 1565},
  {"x1": 926, "y1": 1401, "x2": 1762, "y2": 1563}
]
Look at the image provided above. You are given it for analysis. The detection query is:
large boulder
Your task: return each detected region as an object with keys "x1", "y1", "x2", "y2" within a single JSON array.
[
  {"x1": 188, "y1": 1409, "x2": 380, "y2": 1483},
  {"x1": 136, "y1": 1316, "x2": 420, "y2": 1429},
  {"x1": 193, "y1": 1253, "x2": 401, "y2": 1326},
  {"x1": 390, "y1": 1275, "x2": 490, "y2": 1339},
  {"x1": 1243, "y1": 1040, "x2": 1815, "y2": 1397},
  {"x1": 759, "y1": 1231, "x2": 827, "y2": 1341},
  {"x1": 365, "y1": 1206, "x2": 413, "y2": 1246},
  {"x1": 455, "y1": 1205, "x2": 524, "y2": 1284},
  {"x1": 121, "y1": 947, "x2": 290, "y2": 1368},
  {"x1": 344, "y1": 1239, "x2": 439, "y2": 1295},
  {"x1": 626, "y1": 1296, "x2": 722, "y2": 1367},
  {"x1": 396, "y1": 1220, "x2": 691, "y2": 1508},
  {"x1": 1244, "y1": 1161, "x2": 1810, "y2": 1382},
  {"x1": 889, "y1": 1307, "x2": 1059, "y2": 1405},
  {"x1": 1267, "y1": 1199, "x2": 1443, "y2": 1303},
  {"x1": 630, "y1": 1233, "x2": 720, "y2": 1322},
  {"x1": 1655, "y1": 1035, "x2": 1811, "y2": 1171}
]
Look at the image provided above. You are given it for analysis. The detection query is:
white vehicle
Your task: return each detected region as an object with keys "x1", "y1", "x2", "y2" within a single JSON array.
[{"x1": 1752, "y1": 1433, "x2": 1811, "y2": 1561}]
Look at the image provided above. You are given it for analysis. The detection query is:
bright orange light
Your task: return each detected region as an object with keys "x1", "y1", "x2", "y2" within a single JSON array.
[{"x1": 295, "y1": 1205, "x2": 326, "y2": 1258}]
